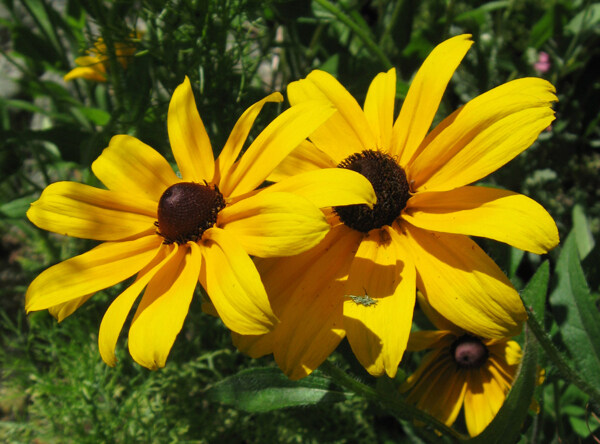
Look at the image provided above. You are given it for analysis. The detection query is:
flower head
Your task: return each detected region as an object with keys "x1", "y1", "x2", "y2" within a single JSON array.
[
  {"x1": 234, "y1": 34, "x2": 558, "y2": 379},
  {"x1": 400, "y1": 296, "x2": 522, "y2": 437},
  {"x1": 25, "y1": 77, "x2": 375, "y2": 369},
  {"x1": 64, "y1": 35, "x2": 138, "y2": 82}
]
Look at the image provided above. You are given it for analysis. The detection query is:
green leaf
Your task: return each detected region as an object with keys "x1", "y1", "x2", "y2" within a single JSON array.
[
  {"x1": 466, "y1": 328, "x2": 538, "y2": 444},
  {"x1": 566, "y1": 3, "x2": 600, "y2": 35},
  {"x1": 78, "y1": 107, "x2": 111, "y2": 126},
  {"x1": 549, "y1": 232, "x2": 600, "y2": 392},
  {"x1": 202, "y1": 367, "x2": 354, "y2": 412},
  {"x1": 0, "y1": 195, "x2": 36, "y2": 219},
  {"x1": 572, "y1": 204, "x2": 595, "y2": 260},
  {"x1": 521, "y1": 260, "x2": 550, "y2": 322}
]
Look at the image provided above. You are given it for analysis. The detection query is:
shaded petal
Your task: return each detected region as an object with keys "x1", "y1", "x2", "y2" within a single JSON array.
[
  {"x1": 287, "y1": 71, "x2": 374, "y2": 161},
  {"x1": 48, "y1": 293, "x2": 94, "y2": 322},
  {"x1": 363, "y1": 68, "x2": 396, "y2": 150},
  {"x1": 27, "y1": 182, "x2": 157, "y2": 241},
  {"x1": 261, "y1": 168, "x2": 376, "y2": 209},
  {"x1": 64, "y1": 66, "x2": 106, "y2": 82},
  {"x1": 406, "y1": 330, "x2": 454, "y2": 352},
  {"x1": 92, "y1": 135, "x2": 179, "y2": 202},
  {"x1": 128, "y1": 243, "x2": 201, "y2": 369},
  {"x1": 218, "y1": 191, "x2": 329, "y2": 258},
  {"x1": 219, "y1": 100, "x2": 335, "y2": 196},
  {"x1": 268, "y1": 140, "x2": 337, "y2": 183},
  {"x1": 344, "y1": 225, "x2": 416, "y2": 377},
  {"x1": 214, "y1": 92, "x2": 283, "y2": 183},
  {"x1": 168, "y1": 77, "x2": 215, "y2": 183},
  {"x1": 98, "y1": 244, "x2": 176, "y2": 366},
  {"x1": 392, "y1": 34, "x2": 473, "y2": 163},
  {"x1": 231, "y1": 331, "x2": 275, "y2": 359},
  {"x1": 26, "y1": 235, "x2": 162, "y2": 311},
  {"x1": 416, "y1": 290, "x2": 463, "y2": 333},
  {"x1": 201, "y1": 228, "x2": 277, "y2": 334},
  {"x1": 464, "y1": 368, "x2": 506, "y2": 436},
  {"x1": 403, "y1": 222, "x2": 526, "y2": 338},
  {"x1": 405, "y1": 186, "x2": 559, "y2": 254},
  {"x1": 409, "y1": 78, "x2": 557, "y2": 191},
  {"x1": 401, "y1": 349, "x2": 446, "y2": 392},
  {"x1": 271, "y1": 224, "x2": 362, "y2": 380}
]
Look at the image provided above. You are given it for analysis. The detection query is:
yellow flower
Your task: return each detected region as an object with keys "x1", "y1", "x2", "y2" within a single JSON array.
[
  {"x1": 400, "y1": 296, "x2": 522, "y2": 437},
  {"x1": 234, "y1": 34, "x2": 558, "y2": 379},
  {"x1": 25, "y1": 77, "x2": 376, "y2": 370},
  {"x1": 64, "y1": 35, "x2": 138, "y2": 82}
]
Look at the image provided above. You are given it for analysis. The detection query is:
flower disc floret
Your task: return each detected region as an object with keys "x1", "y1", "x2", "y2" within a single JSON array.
[
  {"x1": 450, "y1": 334, "x2": 489, "y2": 369},
  {"x1": 334, "y1": 150, "x2": 410, "y2": 233},
  {"x1": 156, "y1": 182, "x2": 225, "y2": 244}
]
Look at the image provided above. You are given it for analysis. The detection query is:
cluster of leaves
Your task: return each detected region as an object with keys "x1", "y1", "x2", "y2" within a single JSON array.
[{"x1": 1, "y1": 0, "x2": 599, "y2": 442}]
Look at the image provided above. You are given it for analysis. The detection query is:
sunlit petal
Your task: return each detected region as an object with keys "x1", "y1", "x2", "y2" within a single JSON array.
[
  {"x1": 48, "y1": 293, "x2": 94, "y2": 322},
  {"x1": 168, "y1": 76, "x2": 215, "y2": 183},
  {"x1": 404, "y1": 186, "x2": 559, "y2": 253},
  {"x1": 363, "y1": 68, "x2": 395, "y2": 150},
  {"x1": 268, "y1": 141, "x2": 337, "y2": 183}
]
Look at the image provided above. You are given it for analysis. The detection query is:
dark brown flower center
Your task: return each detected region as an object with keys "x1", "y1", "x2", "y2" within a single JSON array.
[
  {"x1": 450, "y1": 335, "x2": 489, "y2": 369},
  {"x1": 155, "y1": 182, "x2": 225, "y2": 244},
  {"x1": 333, "y1": 150, "x2": 410, "y2": 233}
]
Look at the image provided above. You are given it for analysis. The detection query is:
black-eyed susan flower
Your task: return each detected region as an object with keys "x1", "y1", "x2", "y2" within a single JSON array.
[
  {"x1": 400, "y1": 296, "x2": 523, "y2": 437},
  {"x1": 64, "y1": 35, "x2": 138, "y2": 82},
  {"x1": 25, "y1": 77, "x2": 376, "y2": 370},
  {"x1": 234, "y1": 34, "x2": 558, "y2": 380}
]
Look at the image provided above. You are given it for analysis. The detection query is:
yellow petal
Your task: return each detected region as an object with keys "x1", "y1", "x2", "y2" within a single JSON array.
[
  {"x1": 344, "y1": 225, "x2": 416, "y2": 377},
  {"x1": 287, "y1": 71, "x2": 374, "y2": 162},
  {"x1": 218, "y1": 191, "x2": 329, "y2": 258},
  {"x1": 464, "y1": 368, "x2": 506, "y2": 436},
  {"x1": 363, "y1": 68, "x2": 396, "y2": 150},
  {"x1": 48, "y1": 293, "x2": 94, "y2": 322},
  {"x1": 271, "y1": 224, "x2": 362, "y2": 380},
  {"x1": 26, "y1": 235, "x2": 162, "y2": 311},
  {"x1": 403, "y1": 222, "x2": 526, "y2": 338},
  {"x1": 219, "y1": 100, "x2": 335, "y2": 197},
  {"x1": 268, "y1": 140, "x2": 337, "y2": 183},
  {"x1": 201, "y1": 228, "x2": 277, "y2": 334},
  {"x1": 27, "y1": 182, "x2": 157, "y2": 241},
  {"x1": 168, "y1": 76, "x2": 215, "y2": 183},
  {"x1": 401, "y1": 348, "x2": 446, "y2": 393},
  {"x1": 261, "y1": 168, "x2": 376, "y2": 209},
  {"x1": 406, "y1": 330, "x2": 453, "y2": 352},
  {"x1": 128, "y1": 243, "x2": 201, "y2": 370},
  {"x1": 98, "y1": 244, "x2": 176, "y2": 367},
  {"x1": 404, "y1": 186, "x2": 559, "y2": 254},
  {"x1": 92, "y1": 135, "x2": 179, "y2": 202},
  {"x1": 231, "y1": 331, "x2": 275, "y2": 359},
  {"x1": 392, "y1": 34, "x2": 473, "y2": 164},
  {"x1": 409, "y1": 78, "x2": 557, "y2": 191},
  {"x1": 214, "y1": 92, "x2": 283, "y2": 182},
  {"x1": 73, "y1": 55, "x2": 105, "y2": 67},
  {"x1": 63, "y1": 66, "x2": 107, "y2": 82},
  {"x1": 416, "y1": 290, "x2": 463, "y2": 333}
]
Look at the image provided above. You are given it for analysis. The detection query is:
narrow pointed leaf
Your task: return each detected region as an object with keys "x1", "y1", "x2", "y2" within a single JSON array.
[{"x1": 202, "y1": 367, "x2": 353, "y2": 412}]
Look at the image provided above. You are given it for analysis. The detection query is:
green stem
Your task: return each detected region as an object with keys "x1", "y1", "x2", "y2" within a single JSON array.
[
  {"x1": 525, "y1": 306, "x2": 600, "y2": 411},
  {"x1": 320, "y1": 360, "x2": 465, "y2": 441},
  {"x1": 313, "y1": 0, "x2": 393, "y2": 70}
]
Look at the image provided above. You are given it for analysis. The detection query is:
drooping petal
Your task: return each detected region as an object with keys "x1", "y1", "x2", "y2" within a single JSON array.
[
  {"x1": 201, "y1": 228, "x2": 277, "y2": 334},
  {"x1": 92, "y1": 135, "x2": 179, "y2": 202},
  {"x1": 287, "y1": 71, "x2": 375, "y2": 162},
  {"x1": 128, "y1": 243, "x2": 201, "y2": 370},
  {"x1": 363, "y1": 68, "x2": 396, "y2": 150},
  {"x1": 218, "y1": 191, "x2": 329, "y2": 258},
  {"x1": 260, "y1": 168, "x2": 376, "y2": 209},
  {"x1": 415, "y1": 290, "x2": 463, "y2": 333},
  {"x1": 403, "y1": 222, "x2": 526, "y2": 338},
  {"x1": 219, "y1": 100, "x2": 336, "y2": 197},
  {"x1": 48, "y1": 293, "x2": 94, "y2": 322},
  {"x1": 231, "y1": 331, "x2": 275, "y2": 359},
  {"x1": 404, "y1": 186, "x2": 559, "y2": 254},
  {"x1": 26, "y1": 235, "x2": 162, "y2": 311},
  {"x1": 391, "y1": 34, "x2": 473, "y2": 163},
  {"x1": 271, "y1": 224, "x2": 363, "y2": 380},
  {"x1": 27, "y1": 181, "x2": 157, "y2": 241},
  {"x1": 464, "y1": 368, "x2": 506, "y2": 437},
  {"x1": 409, "y1": 78, "x2": 557, "y2": 191},
  {"x1": 214, "y1": 92, "x2": 283, "y2": 183},
  {"x1": 168, "y1": 76, "x2": 215, "y2": 183},
  {"x1": 344, "y1": 225, "x2": 416, "y2": 377},
  {"x1": 406, "y1": 330, "x2": 454, "y2": 351},
  {"x1": 63, "y1": 66, "x2": 106, "y2": 82},
  {"x1": 98, "y1": 244, "x2": 176, "y2": 367},
  {"x1": 268, "y1": 141, "x2": 337, "y2": 183}
]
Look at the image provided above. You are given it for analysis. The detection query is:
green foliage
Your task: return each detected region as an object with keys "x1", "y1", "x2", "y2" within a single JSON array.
[{"x1": 2, "y1": 0, "x2": 600, "y2": 442}]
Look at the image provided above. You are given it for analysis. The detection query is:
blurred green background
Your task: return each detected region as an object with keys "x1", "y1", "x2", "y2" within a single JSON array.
[{"x1": 1, "y1": 0, "x2": 599, "y2": 442}]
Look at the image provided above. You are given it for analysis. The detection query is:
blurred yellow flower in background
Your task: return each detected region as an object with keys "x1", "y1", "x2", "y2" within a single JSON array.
[{"x1": 25, "y1": 77, "x2": 376, "y2": 370}]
